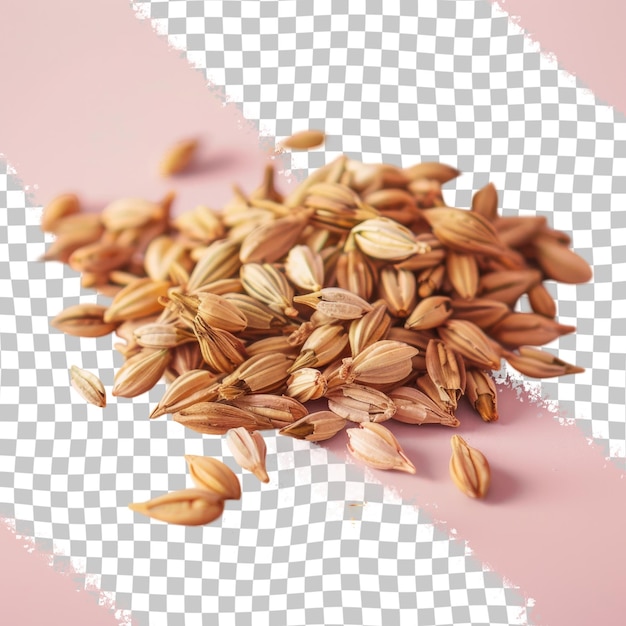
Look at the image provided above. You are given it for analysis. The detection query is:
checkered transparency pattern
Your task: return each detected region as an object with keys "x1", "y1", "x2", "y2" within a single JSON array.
[
  {"x1": 133, "y1": 0, "x2": 626, "y2": 464},
  {"x1": 0, "y1": 159, "x2": 530, "y2": 625},
  {"x1": 1, "y1": 0, "x2": 624, "y2": 623}
]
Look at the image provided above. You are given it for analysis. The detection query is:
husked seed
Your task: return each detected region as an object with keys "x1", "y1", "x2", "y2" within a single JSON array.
[
  {"x1": 449, "y1": 435, "x2": 491, "y2": 499},
  {"x1": 159, "y1": 138, "x2": 199, "y2": 177},
  {"x1": 281, "y1": 129, "x2": 325, "y2": 150},
  {"x1": 41, "y1": 144, "x2": 591, "y2": 518}
]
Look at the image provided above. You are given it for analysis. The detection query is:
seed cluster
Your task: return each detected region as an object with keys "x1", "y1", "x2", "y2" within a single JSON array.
[{"x1": 42, "y1": 133, "x2": 591, "y2": 520}]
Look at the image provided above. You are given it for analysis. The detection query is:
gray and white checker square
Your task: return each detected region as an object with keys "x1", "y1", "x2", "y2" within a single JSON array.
[{"x1": 1, "y1": 0, "x2": 625, "y2": 625}]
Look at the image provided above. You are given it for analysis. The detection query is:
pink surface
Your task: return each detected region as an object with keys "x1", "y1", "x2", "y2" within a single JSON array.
[
  {"x1": 0, "y1": 521, "x2": 122, "y2": 626},
  {"x1": 323, "y1": 382, "x2": 626, "y2": 626},
  {"x1": 491, "y1": 0, "x2": 626, "y2": 117},
  {"x1": 0, "y1": 1, "x2": 274, "y2": 624},
  {"x1": 1, "y1": 1, "x2": 625, "y2": 625},
  {"x1": 0, "y1": 0, "x2": 274, "y2": 212}
]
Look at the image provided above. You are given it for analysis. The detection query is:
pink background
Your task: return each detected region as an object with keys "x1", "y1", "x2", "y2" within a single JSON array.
[
  {"x1": 493, "y1": 0, "x2": 626, "y2": 116},
  {"x1": 1, "y1": 1, "x2": 624, "y2": 624}
]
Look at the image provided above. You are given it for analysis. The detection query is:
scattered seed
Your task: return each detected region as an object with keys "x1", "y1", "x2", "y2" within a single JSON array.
[
  {"x1": 281, "y1": 129, "x2": 325, "y2": 150},
  {"x1": 41, "y1": 141, "x2": 592, "y2": 520}
]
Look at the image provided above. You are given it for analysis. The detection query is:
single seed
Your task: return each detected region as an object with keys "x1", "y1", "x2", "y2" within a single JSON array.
[
  {"x1": 281, "y1": 129, "x2": 325, "y2": 150},
  {"x1": 184, "y1": 455, "x2": 241, "y2": 500},
  {"x1": 226, "y1": 427, "x2": 270, "y2": 483},
  {"x1": 69, "y1": 366, "x2": 106, "y2": 408},
  {"x1": 128, "y1": 488, "x2": 224, "y2": 526},
  {"x1": 449, "y1": 435, "x2": 491, "y2": 499},
  {"x1": 159, "y1": 138, "x2": 199, "y2": 177},
  {"x1": 346, "y1": 422, "x2": 416, "y2": 474}
]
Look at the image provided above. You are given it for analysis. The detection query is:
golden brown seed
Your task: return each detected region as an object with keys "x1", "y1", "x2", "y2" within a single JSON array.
[
  {"x1": 387, "y1": 327, "x2": 437, "y2": 352},
  {"x1": 68, "y1": 242, "x2": 134, "y2": 274},
  {"x1": 396, "y1": 250, "x2": 446, "y2": 274},
  {"x1": 167, "y1": 342, "x2": 206, "y2": 379},
  {"x1": 69, "y1": 365, "x2": 106, "y2": 408},
  {"x1": 437, "y1": 320, "x2": 501, "y2": 371},
  {"x1": 112, "y1": 348, "x2": 172, "y2": 398},
  {"x1": 50, "y1": 212, "x2": 104, "y2": 238},
  {"x1": 449, "y1": 435, "x2": 491, "y2": 499},
  {"x1": 193, "y1": 316, "x2": 248, "y2": 374},
  {"x1": 218, "y1": 353, "x2": 295, "y2": 400},
  {"x1": 306, "y1": 182, "x2": 359, "y2": 207},
  {"x1": 101, "y1": 197, "x2": 165, "y2": 232},
  {"x1": 489, "y1": 312, "x2": 576, "y2": 348},
  {"x1": 104, "y1": 278, "x2": 170, "y2": 324},
  {"x1": 134, "y1": 323, "x2": 195, "y2": 349},
  {"x1": 282, "y1": 156, "x2": 347, "y2": 207},
  {"x1": 378, "y1": 267, "x2": 417, "y2": 318},
  {"x1": 471, "y1": 182, "x2": 498, "y2": 220},
  {"x1": 281, "y1": 129, "x2": 325, "y2": 150},
  {"x1": 347, "y1": 161, "x2": 410, "y2": 193},
  {"x1": 159, "y1": 138, "x2": 199, "y2": 176},
  {"x1": 363, "y1": 188, "x2": 421, "y2": 225},
  {"x1": 389, "y1": 386, "x2": 460, "y2": 427},
  {"x1": 465, "y1": 368, "x2": 499, "y2": 422},
  {"x1": 422, "y1": 207, "x2": 509, "y2": 260},
  {"x1": 40, "y1": 229, "x2": 104, "y2": 263},
  {"x1": 348, "y1": 301, "x2": 392, "y2": 356},
  {"x1": 226, "y1": 209, "x2": 276, "y2": 241},
  {"x1": 339, "y1": 340, "x2": 418, "y2": 386},
  {"x1": 415, "y1": 373, "x2": 453, "y2": 414},
  {"x1": 416, "y1": 264, "x2": 446, "y2": 298},
  {"x1": 128, "y1": 488, "x2": 224, "y2": 526},
  {"x1": 174, "y1": 204, "x2": 225, "y2": 245},
  {"x1": 115, "y1": 314, "x2": 161, "y2": 345},
  {"x1": 404, "y1": 296, "x2": 453, "y2": 331},
  {"x1": 289, "y1": 324, "x2": 350, "y2": 371},
  {"x1": 144, "y1": 236, "x2": 188, "y2": 282},
  {"x1": 174, "y1": 402, "x2": 259, "y2": 435},
  {"x1": 403, "y1": 161, "x2": 460, "y2": 184},
  {"x1": 279, "y1": 410, "x2": 347, "y2": 442},
  {"x1": 527, "y1": 283, "x2": 557, "y2": 319},
  {"x1": 239, "y1": 212, "x2": 310, "y2": 264},
  {"x1": 51, "y1": 303, "x2": 118, "y2": 338},
  {"x1": 150, "y1": 369, "x2": 220, "y2": 419},
  {"x1": 319, "y1": 244, "x2": 342, "y2": 286},
  {"x1": 350, "y1": 217, "x2": 428, "y2": 261},
  {"x1": 503, "y1": 346, "x2": 585, "y2": 378},
  {"x1": 196, "y1": 293, "x2": 248, "y2": 333},
  {"x1": 495, "y1": 216, "x2": 547, "y2": 248},
  {"x1": 293, "y1": 287, "x2": 373, "y2": 320},
  {"x1": 478, "y1": 269, "x2": 543, "y2": 308},
  {"x1": 335, "y1": 248, "x2": 377, "y2": 301},
  {"x1": 226, "y1": 427, "x2": 270, "y2": 483},
  {"x1": 246, "y1": 335, "x2": 300, "y2": 358},
  {"x1": 240, "y1": 263, "x2": 298, "y2": 318},
  {"x1": 284, "y1": 244, "x2": 325, "y2": 292},
  {"x1": 445, "y1": 251, "x2": 479, "y2": 300},
  {"x1": 223, "y1": 293, "x2": 292, "y2": 334},
  {"x1": 229, "y1": 394, "x2": 308, "y2": 429},
  {"x1": 306, "y1": 184, "x2": 378, "y2": 231},
  {"x1": 286, "y1": 321, "x2": 317, "y2": 349},
  {"x1": 41, "y1": 193, "x2": 81, "y2": 232},
  {"x1": 531, "y1": 234, "x2": 592, "y2": 284},
  {"x1": 184, "y1": 455, "x2": 241, "y2": 500},
  {"x1": 285, "y1": 368, "x2": 328, "y2": 402},
  {"x1": 346, "y1": 422, "x2": 416, "y2": 474},
  {"x1": 326, "y1": 384, "x2": 396, "y2": 423},
  {"x1": 192, "y1": 278, "x2": 244, "y2": 297},
  {"x1": 425, "y1": 339, "x2": 466, "y2": 412},
  {"x1": 448, "y1": 298, "x2": 510, "y2": 330},
  {"x1": 186, "y1": 239, "x2": 242, "y2": 292}
]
